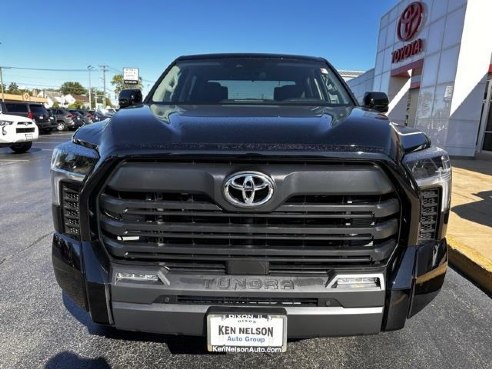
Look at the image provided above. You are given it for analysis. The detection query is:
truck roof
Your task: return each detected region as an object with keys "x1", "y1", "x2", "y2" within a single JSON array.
[{"x1": 175, "y1": 53, "x2": 326, "y2": 63}]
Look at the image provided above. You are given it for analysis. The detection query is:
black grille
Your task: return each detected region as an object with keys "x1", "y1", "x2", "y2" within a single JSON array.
[
  {"x1": 99, "y1": 185, "x2": 400, "y2": 273},
  {"x1": 156, "y1": 295, "x2": 322, "y2": 307},
  {"x1": 62, "y1": 184, "x2": 81, "y2": 239},
  {"x1": 418, "y1": 188, "x2": 440, "y2": 242},
  {"x1": 16, "y1": 127, "x2": 35, "y2": 133}
]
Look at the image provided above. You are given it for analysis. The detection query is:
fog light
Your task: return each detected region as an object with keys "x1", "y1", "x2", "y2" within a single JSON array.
[
  {"x1": 335, "y1": 277, "x2": 380, "y2": 289},
  {"x1": 115, "y1": 272, "x2": 159, "y2": 283},
  {"x1": 327, "y1": 274, "x2": 384, "y2": 290}
]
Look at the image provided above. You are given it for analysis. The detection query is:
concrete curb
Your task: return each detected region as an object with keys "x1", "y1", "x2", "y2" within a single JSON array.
[{"x1": 447, "y1": 235, "x2": 492, "y2": 295}]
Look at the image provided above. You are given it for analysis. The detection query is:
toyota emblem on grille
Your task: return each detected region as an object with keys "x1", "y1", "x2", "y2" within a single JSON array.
[{"x1": 223, "y1": 172, "x2": 275, "y2": 208}]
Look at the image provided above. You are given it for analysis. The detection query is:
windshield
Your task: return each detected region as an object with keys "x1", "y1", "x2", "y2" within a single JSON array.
[
  {"x1": 30, "y1": 105, "x2": 48, "y2": 114},
  {"x1": 151, "y1": 58, "x2": 354, "y2": 106}
]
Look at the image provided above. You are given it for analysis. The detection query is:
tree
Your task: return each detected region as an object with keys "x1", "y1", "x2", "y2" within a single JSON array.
[
  {"x1": 7, "y1": 82, "x2": 19, "y2": 94},
  {"x1": 68, "y1": 101, "x2": 85, "y2": 109},
  {"x1": 60, "y1": 81, "x2": 87, "y2": 96},
  {"x1": 5, "y1": 82, "x2": 29, "y2": 95},
  {"x1": 111, "y1": 74, "x2": 143, "y2": 95}
]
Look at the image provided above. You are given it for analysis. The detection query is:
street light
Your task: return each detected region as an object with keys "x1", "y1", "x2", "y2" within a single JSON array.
[{"x1": 88, "y1": 65, "x2": 95, "y2": 110}]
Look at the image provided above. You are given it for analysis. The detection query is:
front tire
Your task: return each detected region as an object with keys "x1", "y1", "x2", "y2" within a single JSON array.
[
  {"x1": 57, "y1": 121, "x2": 66, "y2": 131},
  {"x1": 10, "y1": 141, "x2": 32, "y2": 153}
]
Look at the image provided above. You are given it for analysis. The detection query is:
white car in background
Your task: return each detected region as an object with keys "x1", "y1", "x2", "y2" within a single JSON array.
[
  {"x1": 97, "y1": 107, "x2": 117, "y2": 117},
  {"x1": 0, "y1": 111, "x2": 39, "y2": 153}
]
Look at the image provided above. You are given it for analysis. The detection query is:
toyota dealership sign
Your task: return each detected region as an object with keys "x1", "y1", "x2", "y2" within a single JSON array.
[{"x1": 397, "y1": 2, "x2": 424, "y2": 41}]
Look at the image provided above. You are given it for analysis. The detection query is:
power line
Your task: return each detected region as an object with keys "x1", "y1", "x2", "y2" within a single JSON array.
[
  {"x1": 1, "y1": 63, "x2": 152, "y2": 101},
  {"x1": 108, "y1": 66, "x2": 121, "y2": 74},
  {"x1": 2, "y1": 64, "x2": 154, "y2": 85},
  {"x1": 0, "y1": 66, "x2": 95, "y2": 72},
  {"x1": 4, "y1": 81, "x2": 62, "y2": 88}
]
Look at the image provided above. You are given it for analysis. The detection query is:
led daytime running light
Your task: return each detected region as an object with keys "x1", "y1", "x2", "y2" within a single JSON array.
[{"x1": 403, "y1": 147, "x2": 452, "y2": 212}]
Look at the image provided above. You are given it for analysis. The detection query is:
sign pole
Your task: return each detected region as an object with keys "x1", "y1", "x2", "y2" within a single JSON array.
[{"x1": 0, "y1": 67, "x2": 4, "y2": 103}]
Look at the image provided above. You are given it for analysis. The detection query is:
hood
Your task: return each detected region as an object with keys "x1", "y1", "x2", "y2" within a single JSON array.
[{"x1": 73, "y1": 104, "x2": 430, "y2": 161}]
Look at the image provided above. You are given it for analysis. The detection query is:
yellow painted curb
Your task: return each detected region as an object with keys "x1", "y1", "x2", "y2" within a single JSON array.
[{"x1": 447, "y1": 235, "x2": 492, "y2": 295}]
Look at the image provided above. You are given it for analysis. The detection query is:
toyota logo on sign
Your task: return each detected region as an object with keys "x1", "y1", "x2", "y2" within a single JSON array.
[
  {"x1": 223, "y1": 172, "x2": 274, "y2": 208},
  {"x1": 397, "y1": 2, "x2": 424, "y2": 42}
]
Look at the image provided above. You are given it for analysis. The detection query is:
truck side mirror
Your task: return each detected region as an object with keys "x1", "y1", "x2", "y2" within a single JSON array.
[
  {"x1": 119, "y1": 89, "x2": 143, "y2": 108},
  {"x1": 363, "y1": 92, "x2": 389, "y2": 113}
]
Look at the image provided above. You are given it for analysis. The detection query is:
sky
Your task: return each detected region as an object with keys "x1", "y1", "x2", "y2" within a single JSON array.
[{"x1": 0, "y1": 0, "x2": 397, "y2": 99}]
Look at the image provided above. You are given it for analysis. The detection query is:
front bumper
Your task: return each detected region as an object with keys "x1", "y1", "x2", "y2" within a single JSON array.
[
  {"x1": 52, "y1": 233, "x2": 447, "y2": 337},
  {"x1": 0, "y1": 126, "x2": 39, "y2": 144},
  {"x1": 36, "y1": 120, "x2": 57, "y2": 130}
]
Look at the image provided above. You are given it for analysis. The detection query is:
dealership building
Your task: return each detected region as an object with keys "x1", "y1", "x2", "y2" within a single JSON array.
[{"x1": 347, "y1": 0, "x2": 492, "y2": 158}]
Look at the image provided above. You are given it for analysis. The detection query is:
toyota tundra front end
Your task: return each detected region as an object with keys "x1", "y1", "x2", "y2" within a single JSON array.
[{"x1": 51, "y1": 54, "x2": 450, "y2": 353}]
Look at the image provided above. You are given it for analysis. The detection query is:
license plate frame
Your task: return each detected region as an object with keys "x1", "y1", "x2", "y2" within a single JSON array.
[
  {"x1": 207, "y1": 307, "x2": 287, "y2": 353},
  {"x1": 25, "y1": 133, "x2": 33, "y2": 140}
]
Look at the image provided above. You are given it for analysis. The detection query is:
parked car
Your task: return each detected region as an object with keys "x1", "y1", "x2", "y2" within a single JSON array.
[
  {"x1": 87, "y1": 110, "x2": 98, "y2": 121},
  {"x1": 0, "y1": 101, "x2": 56, "y2": 133},
  {"x1": 95, "y1": 107, "x2": 117, "y2": 118},
  {"x1": 91, "y1": 111, "x2": 110, "y2": 122},
  {"x1": 0, "y1": 110, "x2": 38, "y2": 153},
  {"x1": 70, "y1": 110, "x2": 93, "y2": 124},
  {"x1": 99, "y1": 107, "x2": 117, "y2": 116},
  {"x1": 67, "y1": 110, "x2": 86, "y2": 126},
  {"x1": 51, "y1": 53, "x2": 451, "y2": 353},
  {"x1": 48, "y1": 108, "x2": 80, "y2": 131}
]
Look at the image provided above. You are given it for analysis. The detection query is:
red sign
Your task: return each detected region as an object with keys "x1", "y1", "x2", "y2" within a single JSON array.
[
  {"x1": 397, "y1": 2, "x2": 424, "y2": 41},
  {"x1": 392, "y1": 39, "x2": 424, "y2": 63}
]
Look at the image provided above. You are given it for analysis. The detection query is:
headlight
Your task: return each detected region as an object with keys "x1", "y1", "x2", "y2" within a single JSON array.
[
  {"x1": 51, "y1": 142, "x2": 99, "y2": 205},
  {"x1": 0, "y1": 120, "x2": 14, "y2": 126},
  {"x1": 403, "y1": 147, "x2": 452, "y2": 211}
]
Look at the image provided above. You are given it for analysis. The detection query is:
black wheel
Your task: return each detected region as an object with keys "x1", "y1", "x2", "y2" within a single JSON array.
[
  {"x1": 10, "y1": 141, "x2": 32, "y2": 153},
  {"x1": 42, "y1": 128, "x2": 52, "y2": 134},
  {"x1": 57, "y1": 121, "x2": 66, "y2": 131}
]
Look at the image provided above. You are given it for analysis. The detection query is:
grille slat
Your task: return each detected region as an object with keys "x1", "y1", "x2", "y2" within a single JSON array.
[
  {"x1": 100, "y1": 194, "x2": 221, "y2": 212},
  {"x1": 124, "y1": 253, "x2": 373, "y2": 264},
  {"x1": 100, "y1": 193, "x2": 398, "y2": 217},
  {"x1": 16, "y1": 127, "x2": 35, "y2": 133},
  {"x1": 103, "y1": 236, "x2": 395, "y2": 260},
  {"x1": 100, "y1": 215, "x2": 397, "y2": 239},
  {"x1": 109, "y1": 232, "x2": 374, "y2": 241}
]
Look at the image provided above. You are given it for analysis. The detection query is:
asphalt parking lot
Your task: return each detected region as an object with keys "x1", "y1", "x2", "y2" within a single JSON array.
[{"x1": 0, "y1": 132, "x2": 492, "y2": 369}]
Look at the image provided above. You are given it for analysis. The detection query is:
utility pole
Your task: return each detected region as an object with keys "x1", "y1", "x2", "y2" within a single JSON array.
[
  {"x1": 88, "y1": 65, "x2": 95, "y2": 110},
  {"x1": 0, "y1": 67, "x2": 4, "y2": 103},
  {"x1": 99, "y1": 65, "x2": 108, "y2": 108},
  {"x1": 0, "y1": 42, "x2": 3, "y2": 103}
]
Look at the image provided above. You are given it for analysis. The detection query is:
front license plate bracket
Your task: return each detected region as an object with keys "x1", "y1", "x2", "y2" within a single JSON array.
[{"x1": 206, "y1": 306, "x2": 287, "y2": 353}]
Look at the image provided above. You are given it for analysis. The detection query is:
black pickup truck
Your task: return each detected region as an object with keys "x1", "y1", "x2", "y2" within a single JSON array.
[{"x1": 51, "y1": 53, "x2": 451, "y2": 353}]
